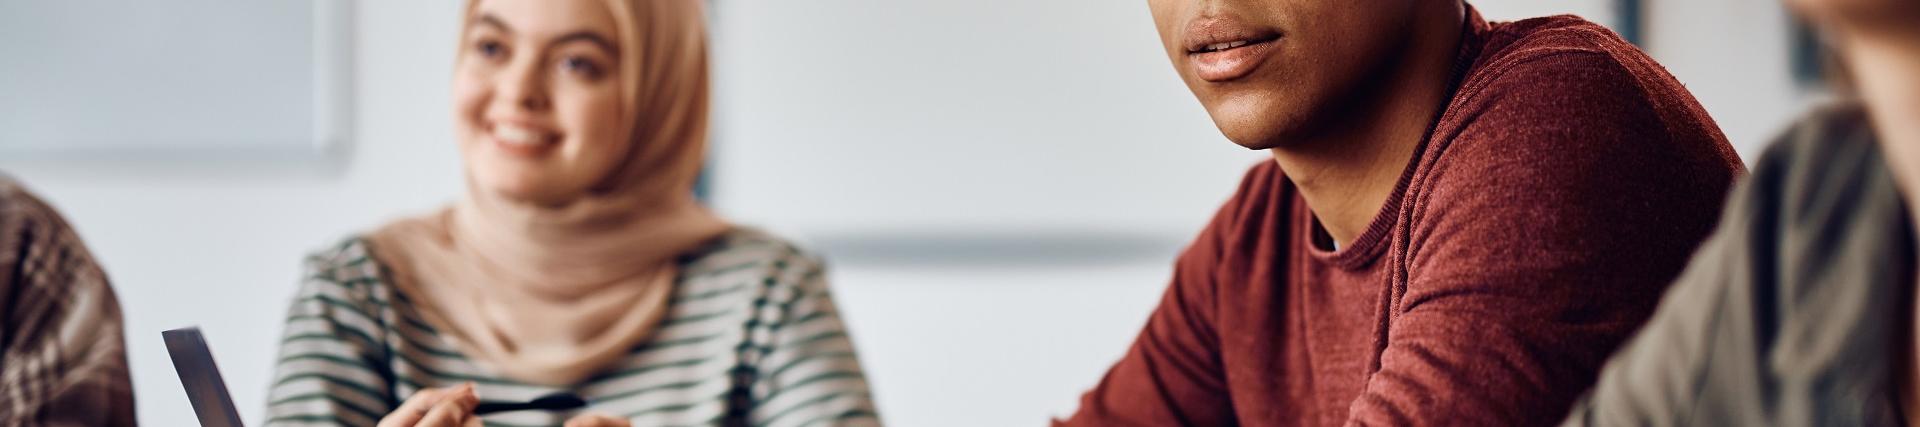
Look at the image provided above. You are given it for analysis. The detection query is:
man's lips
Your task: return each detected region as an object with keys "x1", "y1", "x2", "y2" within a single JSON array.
[{"x1": 1182, "y1": 18, "x2": 1281, "y2": 82}]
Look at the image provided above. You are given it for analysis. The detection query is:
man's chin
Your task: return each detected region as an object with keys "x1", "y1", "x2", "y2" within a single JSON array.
[
  {"x1": 1203, "y1": 96, "x2": 1310, "y2": 150},
  {"x1": 1211, "y1": 114, "x2": 1296, "y2": 151}
]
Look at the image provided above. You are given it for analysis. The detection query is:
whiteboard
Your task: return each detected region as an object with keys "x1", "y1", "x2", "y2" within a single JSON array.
[{"x1": 0, "y1": 0, "x2": 352, "y2": 161}]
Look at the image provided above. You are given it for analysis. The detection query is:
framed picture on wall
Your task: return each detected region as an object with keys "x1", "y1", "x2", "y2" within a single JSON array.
[{"x1": 0, "y1": 0, "x2": 354, "y2": 172}]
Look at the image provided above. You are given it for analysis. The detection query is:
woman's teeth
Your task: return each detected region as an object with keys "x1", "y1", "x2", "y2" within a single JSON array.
[{"x1": 494, "y1": 124, "x2": 552, "y2": 146}]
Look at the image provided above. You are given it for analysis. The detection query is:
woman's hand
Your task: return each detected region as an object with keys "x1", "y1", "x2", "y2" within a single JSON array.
[
  {"x1": 563, "y1": 413, "x2": 632, "y2": 427},
  {"x1": 377, "y1": 383, "x2": 481, "y2": 427}
]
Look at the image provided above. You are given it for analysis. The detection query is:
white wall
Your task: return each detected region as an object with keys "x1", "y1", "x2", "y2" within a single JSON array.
[
  {"x1": 709, "y1": 0, "x2": 1263, "y2": 234},
  {"x1": 1, "y1": 1, "x2": 1812, "y2": 426}
]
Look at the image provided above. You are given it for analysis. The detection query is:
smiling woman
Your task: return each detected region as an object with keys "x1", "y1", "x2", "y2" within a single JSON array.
[
  {"x1": 259, "y1": 0, "x2": 881, "y2": 426},
  {"x1": 452, "y1": 2, "x2": 635, "y2": 206}
]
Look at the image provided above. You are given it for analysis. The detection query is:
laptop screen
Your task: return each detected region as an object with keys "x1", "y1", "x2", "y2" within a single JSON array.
[{"x1": 163, "y1": 327, "x2": 245, "y2": 427}]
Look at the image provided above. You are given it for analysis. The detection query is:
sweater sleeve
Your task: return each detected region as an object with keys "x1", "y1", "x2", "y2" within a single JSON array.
[
  {"x1": 263, "y1": 243, "x2": 399, "y2": 427},
  {"x1": 744, "y1": 250, "x2": 883, "y2": 427},
  {"x1": 1342, "y1": 50, "x2": 1741, "y2": 425}
]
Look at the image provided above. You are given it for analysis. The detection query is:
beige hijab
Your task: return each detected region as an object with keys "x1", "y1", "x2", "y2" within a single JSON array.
[{"x1": 367, "y1": 0, "x2": 729, "y2": 386}]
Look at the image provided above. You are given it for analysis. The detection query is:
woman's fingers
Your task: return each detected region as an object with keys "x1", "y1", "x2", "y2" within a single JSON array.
[
  {"x1": 377, "y1": 388, "x2": 444, "y2": 427},
  {"x1": 377, "y1": 383, "x2": 476, "y2": 427},
  {"x1": 417, "y1": 384, "x2": 480, "y2": 427},
  {"x1": 563, "y1": 413, "x2": 632, "y2": 427}
]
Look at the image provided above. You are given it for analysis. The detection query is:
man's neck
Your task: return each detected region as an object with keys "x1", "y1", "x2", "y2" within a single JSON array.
[{"x1": 1269, "y1": 5, "x2": 1465, "y2": 248}]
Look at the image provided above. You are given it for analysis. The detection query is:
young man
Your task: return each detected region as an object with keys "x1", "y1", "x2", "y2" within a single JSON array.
[
  {"x1": 1561, "y1": 0, "x2": 1920, "y2": 425},
  {"x1": 1056, "y1": 0, "x2": 1744, "y2": 425}
]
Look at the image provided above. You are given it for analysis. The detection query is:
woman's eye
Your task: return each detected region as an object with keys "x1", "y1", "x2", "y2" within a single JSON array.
[
  {"x1": 476, "y1": 40, "x2": 505, "y2": 58},
  {"x1": 561, "y1": 56, "x2": 602, "y2": 77}
]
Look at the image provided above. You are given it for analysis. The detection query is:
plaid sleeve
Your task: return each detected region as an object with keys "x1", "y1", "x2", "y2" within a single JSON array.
[{"x1": 0, "y1": 176, "x2": 137, "y2": 427}]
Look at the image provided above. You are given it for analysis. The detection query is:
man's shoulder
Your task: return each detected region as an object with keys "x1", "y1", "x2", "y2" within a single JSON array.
[
  {"x1": 1477, "y1": 14, "x2": 1633, "y2": 67},
  {"x1": 1458, "y1": 14, "x2": 1666, "y2": 106},
  {"x1": 0, "y1": 176, "x2": 98, "y2": 275},
  {"x1": 0, "y1": 175, "x2": 70, "y2": 235},
  {"x1": 1404, "y1": 14, "x2": 1743, "y2": 238},
  {"x1": 1429, "y1": 13, "x2": 1737, "y2": 183}
]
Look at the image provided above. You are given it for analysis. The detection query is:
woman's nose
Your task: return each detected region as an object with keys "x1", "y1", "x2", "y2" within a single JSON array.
[{"x1": 497, "y1": 60, "x2": 550, "y2": 112}]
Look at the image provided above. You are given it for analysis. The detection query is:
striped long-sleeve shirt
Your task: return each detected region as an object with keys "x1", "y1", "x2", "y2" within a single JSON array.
[{"x1": 264, "y1": 228, "x2": 881, "y2": 427}]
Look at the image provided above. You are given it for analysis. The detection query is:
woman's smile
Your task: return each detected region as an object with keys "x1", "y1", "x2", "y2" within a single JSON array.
[{"x1": 488, "y1": 120, "x2": 563, "y2": 158}]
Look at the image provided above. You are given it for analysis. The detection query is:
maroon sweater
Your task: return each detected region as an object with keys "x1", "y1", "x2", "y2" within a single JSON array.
[{"x1": 1057, "y1": 11, "x2": 1745, "y2": 427}]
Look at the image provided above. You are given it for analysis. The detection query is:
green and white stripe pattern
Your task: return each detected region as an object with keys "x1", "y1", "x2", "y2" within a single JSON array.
[{"x1": 263, "y1": 228, "x2": 880, "y2": 427}]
